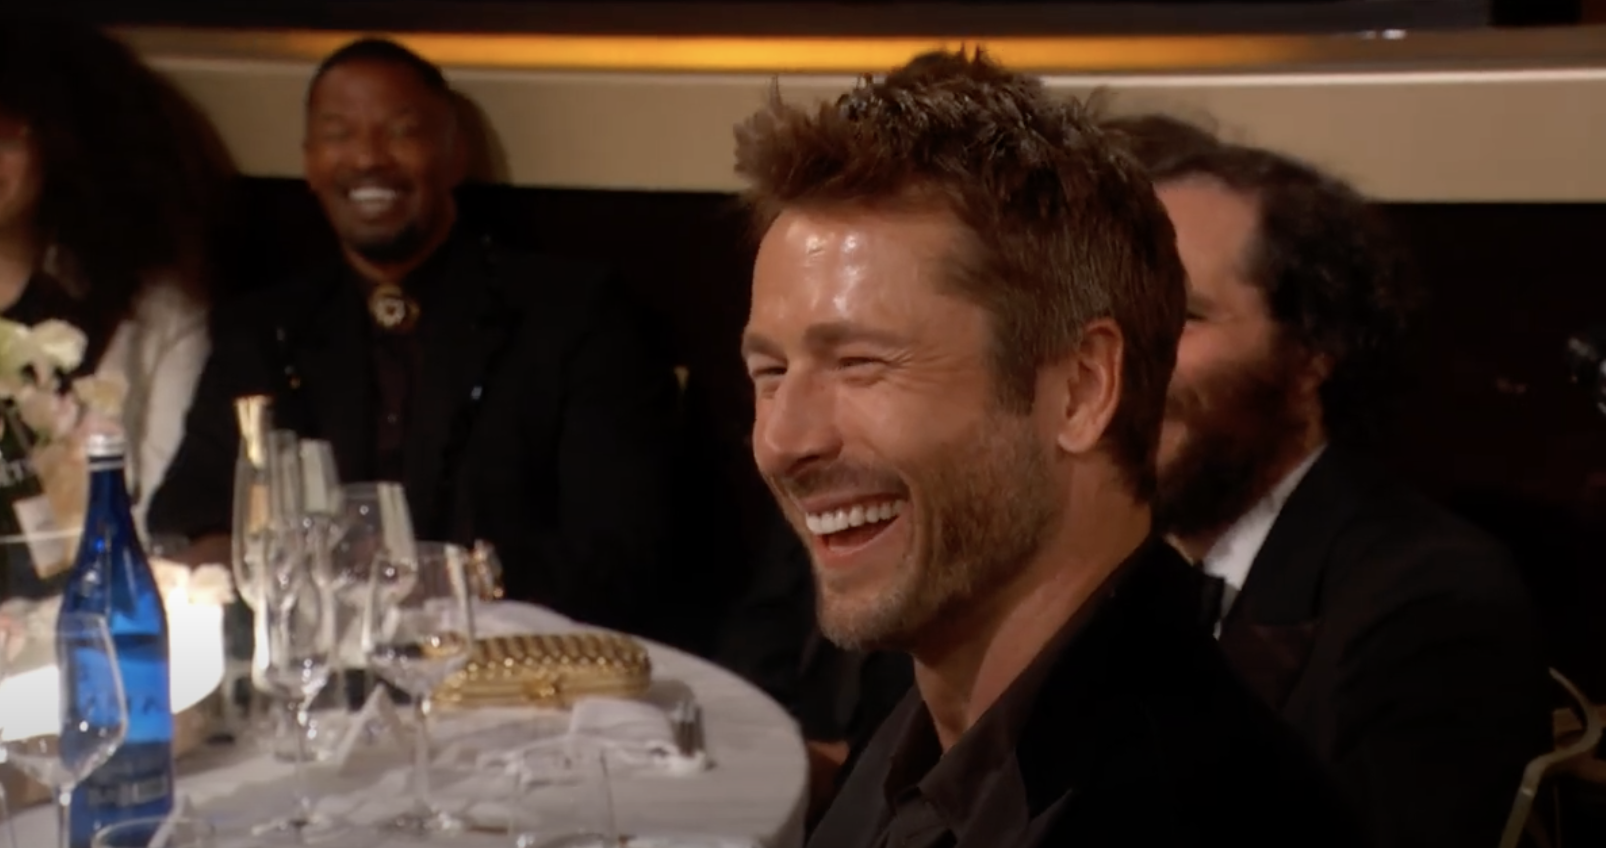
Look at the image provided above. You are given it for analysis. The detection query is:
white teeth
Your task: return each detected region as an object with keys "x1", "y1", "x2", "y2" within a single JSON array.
[
  {"x1": 348, "y1": 187, "x2": 399, "y2": 207},
  {"x1": 804, "y1": 500, "x2": 905, "y2": 537}
]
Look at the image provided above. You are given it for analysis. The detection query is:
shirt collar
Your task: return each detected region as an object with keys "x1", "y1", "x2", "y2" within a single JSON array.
[
  {"x1": 879, "y1": 538, "x2": 1154, "y2": 839},
  {"x1": 1200, "y1": 444, "x2": 1327, "y2": 622}
]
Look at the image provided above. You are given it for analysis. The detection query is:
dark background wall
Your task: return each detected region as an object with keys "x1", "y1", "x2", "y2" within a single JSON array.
[{"x1": 222, "y1": 178, "x2": 1606, "y2": 695}]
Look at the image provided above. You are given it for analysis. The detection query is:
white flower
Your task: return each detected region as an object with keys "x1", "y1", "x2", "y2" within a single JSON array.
[
  {"x1": 29, "y1": 320, "x2": 86, "y2": 373},
  {"x1": 0, "y1": 319, "x2": 38, "y2": 378},
  {"x1": 15, "y1": 385, "x2": 75, "y2": 442}
]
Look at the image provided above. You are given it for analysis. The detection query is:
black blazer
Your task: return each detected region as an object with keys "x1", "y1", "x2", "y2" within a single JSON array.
[
  {"x1": 147, "y1": 232, "x2": 682, "y2": 632},
  {"x1": 1216, "y1": 446, "x2": 1553, "y2": 848},
  {"x1": 811, "y1": 541, "x2": 1367, "y2": 848}
]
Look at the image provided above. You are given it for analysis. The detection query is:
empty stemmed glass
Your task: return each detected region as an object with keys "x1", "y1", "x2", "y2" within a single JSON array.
[
  {"x1": 249, "y1": 555, "x2": 342, "y2": 842},
  {"x1": 295, "y1": 442, "x2": 349, "y2": 724},
  {"x1": 0, "y1": 613, "x2": 127, "y2": 848},
  {"x1": 329, "y1": 483, "x2": 414, "y2": 683},
  {"x1": 361, "y1": 542, "x2": 474, "y2": 837}
]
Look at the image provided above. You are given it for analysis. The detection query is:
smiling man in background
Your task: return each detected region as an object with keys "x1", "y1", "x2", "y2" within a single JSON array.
[
  {"x1": 149, "y1": 38, "x2": 682, "y2": 632},
  {"x1": 738, "y1": 50, "x2": 1363, "y2": 847}
]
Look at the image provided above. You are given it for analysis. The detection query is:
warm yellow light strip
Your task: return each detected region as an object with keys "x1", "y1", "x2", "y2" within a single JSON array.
[{"x1": 120, "y1": 28, "x2": 1323, "y2": 74}]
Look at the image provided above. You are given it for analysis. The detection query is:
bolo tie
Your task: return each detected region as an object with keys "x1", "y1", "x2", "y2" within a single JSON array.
[{"x1": 368, "y1": 283, "x2": 421, "y2": 334}]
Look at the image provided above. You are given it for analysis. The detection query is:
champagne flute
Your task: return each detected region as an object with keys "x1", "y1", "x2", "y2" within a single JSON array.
[
  {"x1": 296, "y1": 441, "x2": 347, "y2": 721},
  {"x1": 252, "y1": 431, "x2": 307, "y2": 760},
  {"x1": 297, "y1": 440, "x2": 344, "y2": 590},
  {"x1": 361, "y1": 542, "x2": 474, "y2": 837},
  {"x1": 329, "y1": 483, "x2": 414, "y2": 680},
  {"x1": 249, "y1": 557, "x2": 342, "y2": 841},
  {"x1": 0, "y1": 613, "x2": 127, "y2": 848}
]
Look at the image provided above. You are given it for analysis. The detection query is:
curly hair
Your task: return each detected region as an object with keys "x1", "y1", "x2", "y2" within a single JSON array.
[
  {"x1": 1104, "y1": 113, "x2": 1421, "y2": 444},
  {"x1": 0, "y1": 15, "x2": 235, "y2": 344},
  {"x1": 733, "y1": 50, "x2": 1186, "y2": 497}
]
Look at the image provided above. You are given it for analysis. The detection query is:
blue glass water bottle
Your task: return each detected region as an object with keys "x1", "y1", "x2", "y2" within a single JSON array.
[{"x1": 59, "y1": 432, "x2": 174, "y2": 847}]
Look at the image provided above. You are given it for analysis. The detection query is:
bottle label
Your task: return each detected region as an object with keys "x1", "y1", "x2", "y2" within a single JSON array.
[
  {"x1": 82, "y1": 770, "x2": 171, "y2": 807},
  {"x1": 14, "y1": 493, "x2": 68, "y2": 577},
  {"x1": 73, "y1": 741, "x2": 174, "y2": 845}
]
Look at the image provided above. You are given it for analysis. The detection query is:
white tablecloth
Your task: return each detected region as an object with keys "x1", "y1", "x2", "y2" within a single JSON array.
[{"x1": 8, "y1": 603, "x2": 808, "y2": 848}]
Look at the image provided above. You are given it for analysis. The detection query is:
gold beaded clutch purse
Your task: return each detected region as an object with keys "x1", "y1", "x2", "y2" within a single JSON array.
[{"x1": 430, "y1": 632, "x2": 653, "y2": 708}]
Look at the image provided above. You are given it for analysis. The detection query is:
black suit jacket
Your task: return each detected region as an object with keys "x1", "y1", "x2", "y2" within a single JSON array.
[
  {"x1": 811, "y1": 540, "x2": 1367, "y2": 848},
  {"x1": 147, "y1": 232, "x2": 682, "y2": 631},
  {"x1": 1216, "y1": 446, "x2": 1552, "y2": 848}
]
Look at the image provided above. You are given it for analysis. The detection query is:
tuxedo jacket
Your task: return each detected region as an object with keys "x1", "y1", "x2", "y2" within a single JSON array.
[
  {"x1": 1216, "y1": 446, "x2": 1552, "y2": 848},
  {"x1": 147, "y1": 232, "x2": 682, "y2": 632},
  {"x1": 811, "y1": 540, "x2": 1367, "y2": 848}
]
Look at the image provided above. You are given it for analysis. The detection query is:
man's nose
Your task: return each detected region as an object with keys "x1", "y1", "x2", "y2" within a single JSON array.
[
  {"x1": 351, "y1": 130, "x2": 397, "y2": 170},
  {"x1": 753, "y1": 373, "x2": 841, "y2": 477}
]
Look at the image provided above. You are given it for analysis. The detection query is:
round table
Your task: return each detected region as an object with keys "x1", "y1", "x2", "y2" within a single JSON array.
[{"x1": 7, "y1": 603, "x2": 808, "y2": 848}]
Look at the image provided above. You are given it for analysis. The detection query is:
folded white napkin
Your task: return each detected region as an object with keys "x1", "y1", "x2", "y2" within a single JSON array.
[{"x1": 568, "y1": 696, "x2": 708, "y2": 777}]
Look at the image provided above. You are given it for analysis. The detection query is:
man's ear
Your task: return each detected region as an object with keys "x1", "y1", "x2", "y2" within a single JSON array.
[{"x1": 1054, "y1": 318, "x2": 1124, "y2": 456}]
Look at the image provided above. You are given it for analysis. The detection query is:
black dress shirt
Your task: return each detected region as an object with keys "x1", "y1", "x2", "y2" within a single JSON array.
[
  {"x1": 356, "y1": 240, "x2": 453, "y2": 483},
  {"x1": 810, "y1": 537, "x2": 1369, "y2": 848},
  {"x1": 148, "y1": 230, "x2": 682, "y2": 631}
]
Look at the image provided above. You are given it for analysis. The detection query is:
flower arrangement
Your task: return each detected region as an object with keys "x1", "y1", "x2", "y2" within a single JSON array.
[{"x1": 0, "y1": 317, "x2": 127, "y2": 535}]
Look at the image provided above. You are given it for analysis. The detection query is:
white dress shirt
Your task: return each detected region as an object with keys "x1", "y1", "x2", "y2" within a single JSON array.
[{"x1": 1201, "y1": 445, "x2": 1327, "y2": 635}]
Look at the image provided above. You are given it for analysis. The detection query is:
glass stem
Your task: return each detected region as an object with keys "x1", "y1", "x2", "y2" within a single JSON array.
[
  {"x1": 289, "y1": 699, "x2": 313, "y2": 823},
  {"x1": 54, "y1": 788, "x2": 71, "y2": 848},
  {"x1": 0, "y1": 780, "x2": 16, "y2": 848},
  {"x1": 411, "y1": 698, "x2": 432, "y2": 814}
]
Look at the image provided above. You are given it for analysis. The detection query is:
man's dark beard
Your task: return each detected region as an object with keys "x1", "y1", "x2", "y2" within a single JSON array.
[
  {"x1": 1154, "y1": 350, "x2": 1309, "y2": 544},
  {"x1": 349, "y1": 223, "x2": 432, "y2": 265}
]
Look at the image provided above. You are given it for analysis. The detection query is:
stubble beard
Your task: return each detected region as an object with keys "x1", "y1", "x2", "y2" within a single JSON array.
[{"x1": 778, "y1": 412, "x2": 1061, "y2": 654}]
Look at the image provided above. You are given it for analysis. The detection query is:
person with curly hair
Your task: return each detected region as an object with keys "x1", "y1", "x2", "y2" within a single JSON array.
[
  {"x1": 0, "y1": 15, "x2": 234, "y2": 538},
  {"x1": 1104, "y1": 113, "x2": 1552, "y2": 848}
]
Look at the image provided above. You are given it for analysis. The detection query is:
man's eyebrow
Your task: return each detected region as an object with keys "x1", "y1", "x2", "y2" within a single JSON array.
[
  {"x1": 740, "y1": 322, "x2": 911, "y2": 361},
  {"x1": 802, "y1": 322, "x2": 909, "y2": 352},
  {"x1": 740, "y1": 331, "x2": 782, "y2": 361}
]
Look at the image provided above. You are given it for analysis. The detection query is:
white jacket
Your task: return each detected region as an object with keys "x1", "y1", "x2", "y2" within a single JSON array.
[{"x1": 96, "y1": 282, "x2": 209, "y2": 535}]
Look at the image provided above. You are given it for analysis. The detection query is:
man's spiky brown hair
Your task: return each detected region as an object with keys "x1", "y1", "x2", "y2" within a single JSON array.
[{"x1": 733, "y1": 50, "x2": 1186, "y2": 497}]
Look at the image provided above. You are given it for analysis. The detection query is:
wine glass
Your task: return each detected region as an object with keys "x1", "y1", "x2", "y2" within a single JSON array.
[
  {"x1": 329, "y1": 483, "x2": 414, "y2": 677},
  {"x1": 361, "y1": 542, "x2": 474, "y2": 837},
  {"x1": 0, "y1": 612, "x2": 127, "y2": 848},
  {"x1": 92, "y1": 816, "x2": 214, "y2": 848},
  {"x1": 249, "y1": 557, "x2": 342, "y2": 841}
]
